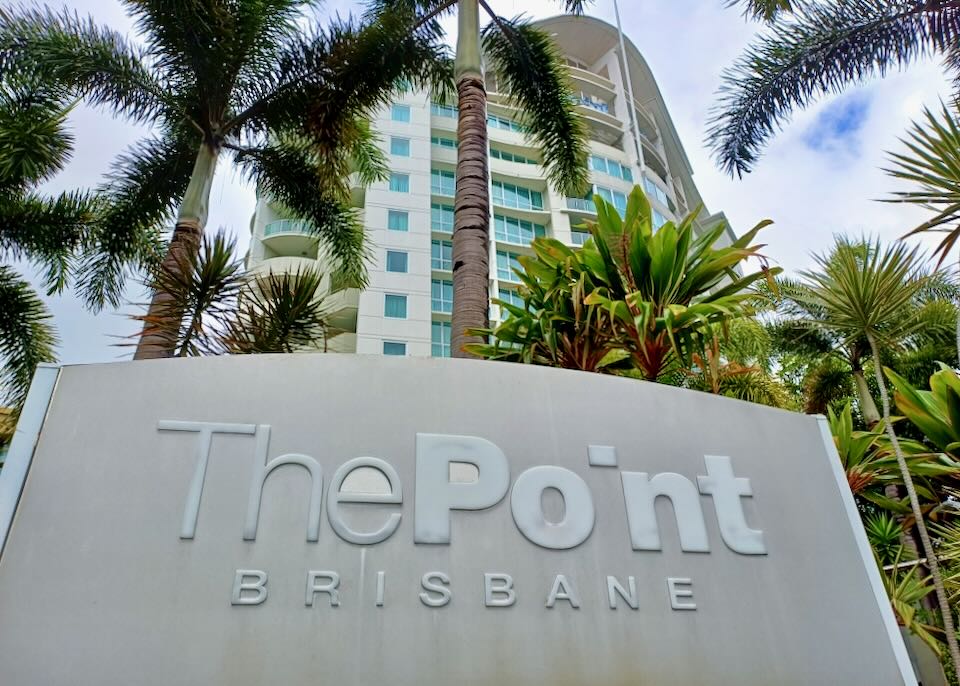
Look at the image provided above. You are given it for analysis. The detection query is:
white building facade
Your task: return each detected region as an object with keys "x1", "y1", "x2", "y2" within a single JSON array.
[{"x1": 245, "y1": 15, "x2": 734, "y2": 357}]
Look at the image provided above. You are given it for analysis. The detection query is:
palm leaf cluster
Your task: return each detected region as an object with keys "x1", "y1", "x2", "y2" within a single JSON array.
[
  {"x1": 709, "y1": 0, "x2": 960, "y2": 177},
  {"x1": 133, "y1": 229, "x2": 336, "y2": 357},
  {"x1": 0, "y1": 1, "x2": 454, "y2": 308}
]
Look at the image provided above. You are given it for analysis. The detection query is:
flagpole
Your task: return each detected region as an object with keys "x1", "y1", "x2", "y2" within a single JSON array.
[{"x1": 613, "y1": 0, "x2": 644, "y2": 176}]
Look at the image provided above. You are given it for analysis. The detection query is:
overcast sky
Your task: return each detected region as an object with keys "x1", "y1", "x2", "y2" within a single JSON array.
[{"x1": 25, "y1": 0, "x2": 951, "y2": 364}]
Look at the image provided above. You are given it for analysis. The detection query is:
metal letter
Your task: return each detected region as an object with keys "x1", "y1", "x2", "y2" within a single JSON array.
[
  {"x1": 243, "y1": 426, "x2": 324, "y2": 542},
  {"x1": 667, "y1": 577, "x2": 696, "y2": 610},
  {"x1": 510, "y1": 466, "x2": 595, "y2": 549},
  {"x1": 231, "y1": 569, "x2": 267, "y2": 606},
  {"x1": 327, "y1": 457, "x2": 403, "y2": 545},
  {"x1": 621, "y1": 471, "x2": 710, "y2": 552},
  {"x1": 414, "y1": 434, "x2": 510, "y2": 544},
  {"x1": 420, "y1": 571, "x2": 451, "y2": 607},
  {"x1": 545, "y1": 574, "x2": 580, "y2": 609},
  {"x1": 607, "y1": 575, "x2": 639, "y2": 610},
  {"x1": 376, "y1": 570, "x2": 385, "y2": 607},
  {"x1": 697, "y1": 455, "x2": 767, "y2": 555},
  {"x1": 306, "y1": 571, "x2": 340, "y2": 607},
  {"x1": 158, "y1": 420, "x2": 257, "y2": 540},
  {"x1": 484, "y1": 573, "x2": 516, "y2": 607}
]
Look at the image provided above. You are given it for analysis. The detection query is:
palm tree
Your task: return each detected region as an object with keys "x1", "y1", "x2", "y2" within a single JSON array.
[
  {"x1": 771, "y1": 238, "x2": 957, "y2": 426},
  {"x1": 0, "y1": 79, "x2": 141, "y2": 411},
  {"x1": 798, "y1": 237, "x2": 960, "y2": 680},
  {"x1": 368, "y1": 0, "x2": 590, "y2": 356},
  {"x1": 0, "y1": 1, "x2": 451, "y2": 358},
  {"x1": 707, "y1": 0, "x2": 960, "y2": 177}
]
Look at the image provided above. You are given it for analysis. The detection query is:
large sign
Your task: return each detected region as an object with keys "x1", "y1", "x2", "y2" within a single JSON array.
[{"x1": 0, "y1": 356, "x2": 914, "y2": 685}]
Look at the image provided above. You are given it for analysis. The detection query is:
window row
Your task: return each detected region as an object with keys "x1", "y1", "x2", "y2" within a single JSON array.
[
  {"x1": 432, "y1": 240, "x2": 452, "y2": 270},
  {"x1": 432, "y1": 279, "x2": 453, "y2": 313},
  {"x1": 496, "y1": 250, "x2": 523, "y2": 283},
  {"x1": 430, "y1": 103, "x2": 525, "y2": 133},
  {"x1": 432, "y1": 321, "x2": 451, "y2": 357},
  {"x1": 590, "y1": 154, "x2": 633, "y2": 182},
  {"x1": 643, "y1": 176, "x2": 671, "y2": 208},
  {"x1": 490, "y1": 147, "x2": 537, "y2": 165},
  {"x1": 494, "y1": 214, "x2": 545, "y2": 245},
  {"x1": 492, "y1": 180, "x2": 543, "y2": 211},
  {"x1": 431, "y1": 168, "x2": 455, "y2": 196}
]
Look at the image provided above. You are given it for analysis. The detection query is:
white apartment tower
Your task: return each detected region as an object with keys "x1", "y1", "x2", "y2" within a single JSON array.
[{"x1": 245, "y1": 15, "x2": 734, "y2": 357}]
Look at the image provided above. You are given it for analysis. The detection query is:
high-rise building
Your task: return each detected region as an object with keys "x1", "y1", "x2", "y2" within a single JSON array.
[{"x1": 245, "y1": 15, "x2": 734, "y2": 357}]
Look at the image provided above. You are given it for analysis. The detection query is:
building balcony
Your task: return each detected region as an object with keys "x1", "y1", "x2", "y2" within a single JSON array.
[
  {"x1": 565, "y1": 197, "x2": 596, "y2": 214},
  {"x1": 489, "y1": 155, "x2": 545, "y2": 181},
  {"x1": 566, "y1": 66, "x2": 616, "y2": 97},
  {"x1": 632, "y1": 98, "x2": 659, "y2": 140},
  {"x1": 261, "y1": 220, "x2": 319, "y2": 258},
  {"x1": 575, "y1": 104, "x2": 623, "y2": 147}
]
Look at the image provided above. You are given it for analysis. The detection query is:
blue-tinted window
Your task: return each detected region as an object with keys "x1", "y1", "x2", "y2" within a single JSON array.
[
  {"x1": 496, "y1": 250, "x2": 522, "y2": 283},
  {"x1": 390, "y1": 137, "x2": 410, "y2": 156},
  {"x1": 384, "y1": 294, "x2": 407, "y2": 318},
  {"x1": 432, "y1": 240, "x2": 452, "y2": 270},
  {"x1": 432, "y1": 321, "x2": 451, "y2": 357},
  {"x1": 389, "y1": 173, "x2": 409, "y2": 193},
  {"x1": 494, "y1": 214, "x2": 546, "y2": 245},
  {"x1": 383, "y1": 341, "x2": 406, "y2": 356},
  {"x1": 431, "y1": 169, "x2": 455, "y2": 196},
  {"x1": 491, "y1": 181, "x2": 543, "y2": 211},
  {"x1": 386, "y1": 250, "x2": 408, "y2": 273},
  {"x1": 387, "y1": 210, "x2": 408, "y2": 232},
  {"x1": 431, "y1": 102, "x2": 458, "y2": 118},
  {"x1": 431, "y1": 279, "x2": 453, "y2": 313},
  {"x1": 391, "y1": 104, "x2": 410, "y2": 122},
  {"x1": 431, "y1": 203, "x2": 454, "y2": 233}
]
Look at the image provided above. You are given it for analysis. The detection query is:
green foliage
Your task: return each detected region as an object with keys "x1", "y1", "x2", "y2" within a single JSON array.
[
  {"x1": 890, "y1": 365, "x2": 960, "y2": 461},
  {"x1": 132, "y1": 229, "x2": 334, "y2": 357},
  {"x1": 865, "y1": 512, "x2": 907, "y2": 566},
  {"x1": 470, "y1": 185, "x2": 780, "y2": 384},
  {"x1": 886, "y1": 103, "x2": 960, "y2": 265},
  {"x1": 0, "y1": 266, "x2": 57, "y2": 409},
  {"x1": 709, "y1": 0, "x2": 960, "y2": 176},
  {"x1": 880, "y1": 552, "x2": 944, "y2": 657},
  {"x1": 0, "y1": 1, "x2": 455, "y2": 296}
]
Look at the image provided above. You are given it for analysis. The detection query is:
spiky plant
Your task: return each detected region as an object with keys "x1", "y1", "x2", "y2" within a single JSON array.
[
  {"x1": 0, "y1": 1, "x2": 452, "y2": 358},
  {"x1": 708, "y1": 0, "x2": 960, "y2": 177},
  {"x1": 798, "y1": 236, "x2": 960, "y2": 678},
  {"x1": 133, "y1": 229, "x2": 334, "y2": 357},
  {"x1": 366, "y1": 0, "x2": 590, "y2": 357}
]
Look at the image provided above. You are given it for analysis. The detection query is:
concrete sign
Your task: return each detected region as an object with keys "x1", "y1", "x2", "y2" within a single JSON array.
[{"x1": 0, "y1": 356, "x2": 914, "y2": 685}]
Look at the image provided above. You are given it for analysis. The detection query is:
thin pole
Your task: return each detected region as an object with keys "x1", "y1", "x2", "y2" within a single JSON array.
[{"x1": 613, "y1": 0, "x2": 643, "y2": 176}]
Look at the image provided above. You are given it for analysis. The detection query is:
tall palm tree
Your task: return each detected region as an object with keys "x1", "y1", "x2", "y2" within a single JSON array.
[
  {"x1": 0, "y1": 79, "x2": 137, "y2": 411},
  {"x1": 368, "y1": 0, "x2": 590, "y2": 356},
  {"x1": 772, "y1": 237, "x2": 957, "y2": 426},
  {"x1": 0, "y1": 1, "x2": 451, "y2": 358},
  {"x1": 707, "y1": 0, "x2": 960, "y2": 177},
  {"x1": 798, "y1": 237, "x2": 960, "y2": 680}
]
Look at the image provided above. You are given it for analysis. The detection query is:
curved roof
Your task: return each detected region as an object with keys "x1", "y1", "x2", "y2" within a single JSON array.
[{"x1": 531, "y1": 15, "x2": 706, "y2": 214}]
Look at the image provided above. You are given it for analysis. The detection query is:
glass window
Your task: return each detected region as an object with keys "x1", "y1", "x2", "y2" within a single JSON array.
[
  {"x1": 496, "y1": 250, "x2": 522, "y2": 283},
  {"x1": 591, "y1": 155, "x2": 607, "y2": 173},
  {"x1": 390, "y1": 104, "x2": 410, "y2": 122},
  {"x1": 498, "y1": 288, "x2": 525, "y2": 317},
  {"x1": 491, "y1": 181, "x2": 543, "y2": 210},
  {"x1": 432, "y1": 239, "x2": 453, "y2": 270},
  {"x1": 432, "y1": 321, "x2": 451, "y2": 357},
  {"x1": 595, "y1": 185, "x2": 627, "y2": 217},
  {"x1": 390, "y1": 137, "x2": 410, "y2": 156},
  {"x1": 386, "y1": 250, "x2": 408, "y2": 273},
  {"x1": 430, "y1": 102, "x2": 458, "y2": 118},
  {"x1": 488, "y1": 113, "x2": 523, "y2": 132},
  {"x1": 653, "y1": 210, "x2": 668, "y2": 229},
  {"x1": 383, "y1": 341, "x2": 406, "y2": 356},
  {"x1": 389, "y1": 173, "x2": 409, "y2": 193},
  {"x1": 571, "y1": 230, "x2": 589, "y2": 245},
  {"x1": 431, "y1": 279, "x2": 453, "y2": 313},
  {"x1": 384, "y1": 294, "x2": 407, "y2": 318},
  {"x1": 621, "y1": 165, "x2": 633, "y2": 182},
  {"x1": 494, "y1": 214, "x2": 546, "y2": 245},
  {"x1": 387, "y1": 210, "x2": 408, "y2": 232},
  {"x1": 431, "y1": 203, "x2": 454, "y2": 233},
  {"x1": 431, "y1": 136, "x2": 457, "y2": 149},
  {"x1": 431, "y1": 169, "x2": 455, "y2": 196}
]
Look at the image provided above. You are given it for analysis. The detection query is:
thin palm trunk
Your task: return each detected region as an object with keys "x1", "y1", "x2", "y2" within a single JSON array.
[
  {"x1": 852, "y1": 366, "x2": 881, "y2": 427},
  {"x1": 135, "y1": 144, "x2": 218, "y2": 359},
  {"x1": 867, "y1": 333, "x2": 960, "y2": 680},
  {"x1": 451, "y1": 0, "x2": 489, "y2": 358}
]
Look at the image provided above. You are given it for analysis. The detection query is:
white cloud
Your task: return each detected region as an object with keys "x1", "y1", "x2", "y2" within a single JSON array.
[{"x1": 19, "y1": 0, "x2": 955, "y2": 363}]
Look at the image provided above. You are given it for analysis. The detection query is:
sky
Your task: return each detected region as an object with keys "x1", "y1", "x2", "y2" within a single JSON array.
[{"x1": 22, "y1": 0, "x2": 953, "y2": 364}]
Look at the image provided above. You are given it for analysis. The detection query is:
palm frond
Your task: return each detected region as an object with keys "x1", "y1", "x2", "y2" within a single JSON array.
[
  {"x1": 0, "y1": 81, "x2": 73, "y2": 191},
  {"x1": 482, "y1": 16, "x2": 589, "y2": 196},
  {"x1": 0, "y1": 266, "x2": 57, "y2": 408},
  {"x1": 728, "y1": 0, "x2": 796, "y2": 22},
  {"x1": 708, "y1": 0, "x2": 960, "y2": 177},
  {"x1": 885, "y1": 103, "x2": 960, "y2": 265},
  {"x1": 0, "y1": 6, "x2": 172, "y2": 123}
]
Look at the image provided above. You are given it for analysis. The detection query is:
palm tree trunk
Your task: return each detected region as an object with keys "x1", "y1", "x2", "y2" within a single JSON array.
[
  {"x1": 851, "y1": 366, "x2": 881, "y2": 427},
  {"x1": 867, "y1": 333, "x2": 960, "y2": 681},
  {"x1": 134, "y1": 144, "x2": 218, "y2": 359},
  {"x1": 450, "y1": 0, "x2": 489, "y2": 358}
]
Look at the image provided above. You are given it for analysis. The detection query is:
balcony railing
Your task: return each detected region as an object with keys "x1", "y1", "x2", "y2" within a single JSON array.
[
  {"x1": 264, "y1": 219, "x2": 313, "y2": 237},
  {"x1": 574, "y1": 94, "x2": 611, "y2": 115},
  {"x1": 565, "y1": 197, "x2": 596, "y2": 213}
]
